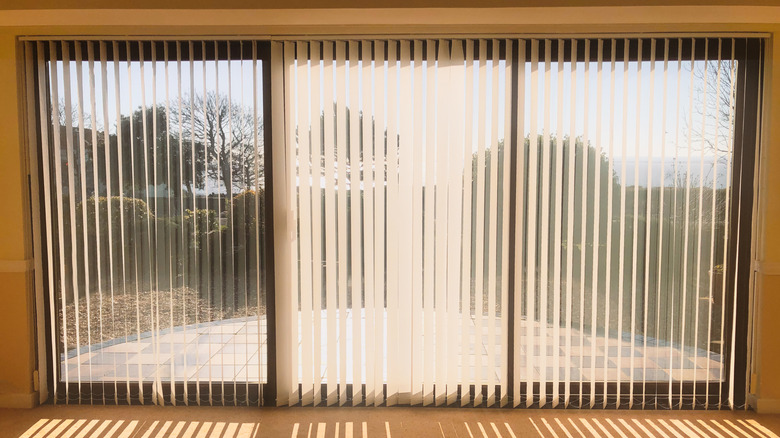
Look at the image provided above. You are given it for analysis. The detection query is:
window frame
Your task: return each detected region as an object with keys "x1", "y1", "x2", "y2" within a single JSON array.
[{"x1": 25, "y1": 35, "x2": 764, "y2": 409}]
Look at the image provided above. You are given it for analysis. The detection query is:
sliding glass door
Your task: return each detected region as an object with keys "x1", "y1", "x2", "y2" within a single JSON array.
[
  {"x1": 26, "y1": 40, "x2": 274, "y2": 405},
  {"x1": 509, "y1": 38, "x2": 761, "y2": 409},
  {"x1": 276, "y1": 40, "x2": 513, "y2": 407}
]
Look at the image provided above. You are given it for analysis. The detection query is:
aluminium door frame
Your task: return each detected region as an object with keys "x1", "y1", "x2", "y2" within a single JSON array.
[{"x1": 25, "y1": 39, "x2": 277, "y2": 406}]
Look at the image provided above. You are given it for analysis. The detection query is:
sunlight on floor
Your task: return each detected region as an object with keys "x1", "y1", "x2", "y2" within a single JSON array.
[
  {"x1": 18, "y1": 419, "x2": 259, "y2": 438},
  {"x1": 15, "y1": 417, "x2": 780, "y2": 438},
  {"x1": 526, "y1": 418, "x2": 780, "y2": 438}
]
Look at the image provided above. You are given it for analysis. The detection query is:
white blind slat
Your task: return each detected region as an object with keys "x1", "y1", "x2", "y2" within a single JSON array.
[
  {"x1": 589, "y1": 39, "x2": 603, "y2": 409},
  {"x1": 693, "y1": 39, "x2": 710, "y2": 408},
  {"x1": 665, "y1": 39, "x2": 684, "y2": 408},
  {"x1": 322, "y1": 40, "x2": 338, "y2": 406},
  {"x1": 410, "y1": 39, "x2": 425, "y2": 407},
  {"x1": 643, "y1": 38, "x2": 657, "y2": 408},
  {"x1": 513, "y1": 39, "x2": 526, "y2": 409},
  {"x1": 385, "y1": 40, "x2": 399, "y2": 407},
  {"x1": 372, "y1": 40, "x2": 386, "y2": 407},
  {"x1": 434, "y1": 39, "x2": 451, "y2": 407},
  {"x1": 577, "y1": 40, "x2": 590, "y2": 408},
  {"x1": 538, "y1": 39, "x2": 551, "y2": 408},
  {"x1": 473, "y1": 39, "x2": 488, "y2": 407},
  {"x1": 310, "y1": 40, "x2": 324, "y2": 407},
  {"x1": 525, "y1": 39, "x2": 539, "y2": 408},
  {"x1": 449, "y1": 39, "x2": 467, "y2": 407},
  {"x1": 617, "y1": 38, "x2": 631, "y2": 407},
  {"x1": 602, "y1": 40, "x2": 616, "y2": 409},
  {"x1": 360, "y1": 40, "x2": 375, "y2": 407},
  {"x1": 461, "y1": 39, "x2": 475, "y2": 408},
  {"x1": 678, "y1": 38, "x2": 696, "y2": 409},
  {"x1": 397, "y1": 40, "x2": 413, "y2": 405},
  {"x1": 486, "y1": 39, "x2": 499, "y2": 408},
  {"x1": 74, "y1": 44, "x2": 94, "y2": 404},
  {"x1": 62, "y1": 43, "x2": 83, "y2": 399},
  {"x1": 629, "y1": 38, "x2": 643, "y2": 409},
  {"x1": 422, "y1": 39, "x2": 436, "y2": 407},
  {"x1": 704, "y1": 39, "x2": 722, "y2": 409},
  {"x1": 348, "y1": 41, "x2": 363, "y2": 406},
  {"x1": 297, "y1": 41, "x2": 314, "y2": 406},
  {"x1": 498, "y1": 39, "x2": 512, "y2": 409},
  {"x1": 551, "y1": 39, "x2": 565, "y2": 409},
  {"x1": 563, "y1": 39, "x2": 577, "y2": 408},
  {"x1": 654, "y1": 38, "x2": 670, "y2": 410},
  {"x1": 720, "y1": 39, "x2": 737, "y2": 408}
]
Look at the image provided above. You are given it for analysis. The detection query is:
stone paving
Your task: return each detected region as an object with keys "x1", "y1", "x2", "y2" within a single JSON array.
[{"x1": 61, "y1": 310, "x2": 722, "y2": 384}]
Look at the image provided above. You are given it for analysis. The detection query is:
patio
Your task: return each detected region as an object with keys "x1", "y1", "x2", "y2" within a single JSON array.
[{"x1": 60, "y1": 311, "x2": 722, "y2": 385}]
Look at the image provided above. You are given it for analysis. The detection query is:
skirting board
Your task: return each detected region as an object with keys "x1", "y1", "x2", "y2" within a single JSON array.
[
  {"x1": 0, "y1": 391, "x2": 37, "y2": 409},
  {"x1": 752, "y1": 396, "x2": 780, "y2": 414}
]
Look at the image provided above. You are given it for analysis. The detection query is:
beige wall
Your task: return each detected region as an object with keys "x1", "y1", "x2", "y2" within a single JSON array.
[
  {"x1": 0, "y1": 3, "x2": 779, "y2": 411},
  {"x1": 0, "y1": 30, "x2": 35, "y2": 409}
]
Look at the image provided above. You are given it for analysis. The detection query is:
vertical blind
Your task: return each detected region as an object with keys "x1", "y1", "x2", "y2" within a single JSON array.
[
  {"x1": 276, "y1": 40, "x2": 512, "y2": 407},
  {"x1": 25, "y1": 36, "x2": 761, "y2": 409},
  {"x1": 28, "y1": 40, "x2": 270, "y2": 406},
  {"x1": 274, "y1": 37, "x2": 761, "y2": 408}
]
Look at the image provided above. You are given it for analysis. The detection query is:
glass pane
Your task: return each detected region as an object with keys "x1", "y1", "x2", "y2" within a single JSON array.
[{"x1": 45, "y1": 43, "x2": 268, "y2": 399}]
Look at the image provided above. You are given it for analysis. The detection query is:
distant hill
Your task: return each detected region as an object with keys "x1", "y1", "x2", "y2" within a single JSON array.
[{"x1": 613, "y1": 156, "x2": 729, "y2": 188}]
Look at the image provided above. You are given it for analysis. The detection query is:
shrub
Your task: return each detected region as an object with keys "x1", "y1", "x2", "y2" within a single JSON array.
[
  {"x1": 76, "y1": 196, "x2": 154, "y2": 230},
  {"x1": 77, "y1": 196, "x2": 154, "y2": 237},
  {"x1": 182, "y1": 208, "x2": 221, "y2": 247},
  {"x1": 230, "y1": 189, "x2": 265, "y2": 237}
]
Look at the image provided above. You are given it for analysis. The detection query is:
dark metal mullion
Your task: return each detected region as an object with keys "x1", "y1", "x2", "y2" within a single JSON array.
[
  {"x1": 259, "y1": 41, "x2": 278, "y2": 408},
  {"x1": 721, "y1": 37, "x2": 762, "y2": 410},
  {"x1": 31, "y1": 41, "x2": 60, "y2": 406}
]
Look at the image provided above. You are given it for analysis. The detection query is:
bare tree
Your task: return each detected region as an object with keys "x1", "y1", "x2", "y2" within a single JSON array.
[
  {"x1": 689, "y1": 59, "x2": 738, "y2": 155},
  {"x1": 174, "y1": 91, "x2": 263, "y2": 199},
  {"x1": 55, "y1": 98, "x2": 91, "y2": 129}
]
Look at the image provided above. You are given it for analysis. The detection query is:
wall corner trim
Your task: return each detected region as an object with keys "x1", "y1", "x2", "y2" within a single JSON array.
[
  {"x1": 0, "y1": 391, "x2": 37, "y2": 409},
  {"x1": 758, "y1": 261, "x2": 780, "y2": 276},
  {"x1": 754, "y1": 397, "x2": 780, "y2": 414},
  {"x1": 0, "y1": 259, "x2": 33, "y2": 273}
]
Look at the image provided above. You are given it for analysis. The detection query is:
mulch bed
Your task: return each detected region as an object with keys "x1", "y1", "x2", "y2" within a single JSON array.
[{"x1": 59, "y1": 287, "x2": 265, "y2": 353}]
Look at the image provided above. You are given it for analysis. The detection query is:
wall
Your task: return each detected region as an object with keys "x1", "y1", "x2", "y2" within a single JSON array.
[
  {"x1": 0, "y1": 30, "x2": 36, "y2": 409},
  {"x1": 0, "y1": 3, "x2": 779, "y2": 411}
]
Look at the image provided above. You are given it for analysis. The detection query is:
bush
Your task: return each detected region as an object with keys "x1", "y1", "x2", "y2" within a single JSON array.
[
  {"x1": 230, "y1": 189, "x2": 265, "y2": 237},
  {"x1": 79, "y1": 196, "x2": 153, "y2": 227},
  {"x1": 182, "y1": 208, "x2": 221, "y2": 248},
  {"x1": 76, "y1": 196, "x2": 155, "y2": 243}
]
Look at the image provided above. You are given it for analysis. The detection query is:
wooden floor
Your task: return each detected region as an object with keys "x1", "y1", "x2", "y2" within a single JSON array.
[{"x1": 2, "y1": 406, "x2": 780, "y2": 437}]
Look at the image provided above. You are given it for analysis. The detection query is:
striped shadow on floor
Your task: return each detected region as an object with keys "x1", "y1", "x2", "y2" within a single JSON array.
[
  {"x1": 291, "y1": 422, "x2": 381, "y2": 438},
  {"x1": 291, "y1": 419, "x2": 779, "y2": 438},
  {"x1": 492, "y1": 418, "x2": 776, "y2": 438},
  {"x1": 18, "y1": 419, "x2": 260, "y2": 438},
  {"x1": 12, "y1": 414, "x2": 780, "y2": 437}
]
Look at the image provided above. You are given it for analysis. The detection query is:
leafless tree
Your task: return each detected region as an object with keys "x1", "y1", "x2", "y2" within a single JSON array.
[
  {"x1": 174, "y1": 91, "x2": 263, "y2": 199},
  {"x1": 55, "y1": 98, "x2": 92, "y2": 129},
  {"x1": 689, "y1": 58, "x2": 738, "y2": 156}
]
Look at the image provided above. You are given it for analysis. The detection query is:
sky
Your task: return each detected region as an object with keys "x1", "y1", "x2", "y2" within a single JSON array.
[
  {"x1": 53, "y1": 56, "x2": 264, "y2": 137},
  {"x1": 50, "y1": 42, "x2": 736, "y2": 189}
]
